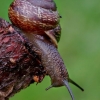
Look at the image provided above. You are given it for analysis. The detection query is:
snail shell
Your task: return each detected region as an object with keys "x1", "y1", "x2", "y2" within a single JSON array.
[
  {"x1": 8, "y1": 0, "x2": 61, "y2": 47},
  {"x1": 9, "y1": 0, "x2": 60, "y2": 33}
]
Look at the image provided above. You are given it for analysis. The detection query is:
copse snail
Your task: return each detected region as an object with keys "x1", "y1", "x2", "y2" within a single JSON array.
[{"x1": 8, "y1": 0, "x2": 84, "y2": 100}]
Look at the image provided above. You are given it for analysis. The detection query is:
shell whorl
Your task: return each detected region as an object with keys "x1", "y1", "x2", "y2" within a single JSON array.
[{"x1": 8, "y1": 0, "x2": 60, "y2": 33}]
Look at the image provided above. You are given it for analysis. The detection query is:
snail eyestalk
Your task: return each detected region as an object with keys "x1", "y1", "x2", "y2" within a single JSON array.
[
  {"x1": 63, "y1": 80, "x2": 75, "y2": 100},
  {"x1": 68, "y1": 78, "x2": 84, "y2": 91}
]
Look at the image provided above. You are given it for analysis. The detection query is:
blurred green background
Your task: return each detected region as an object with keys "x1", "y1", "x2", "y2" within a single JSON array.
[{"x1": 0, "y1": 0, "x2": 100, "y2": 100}]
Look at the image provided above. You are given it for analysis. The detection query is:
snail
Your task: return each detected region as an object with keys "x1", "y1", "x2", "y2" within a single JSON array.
[{"x1": 8, "y1": 0, "x2": 84, "y2": 100}]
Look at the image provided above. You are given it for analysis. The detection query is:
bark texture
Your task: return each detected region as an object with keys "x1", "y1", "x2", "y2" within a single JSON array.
[{"x1": 0, "y1": 18, "x2": 46, "y2": 100}]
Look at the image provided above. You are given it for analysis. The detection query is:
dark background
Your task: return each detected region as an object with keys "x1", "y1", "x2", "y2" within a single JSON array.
[{"x1": 0, "y1": 0, "x2": 100, "y2": 100}]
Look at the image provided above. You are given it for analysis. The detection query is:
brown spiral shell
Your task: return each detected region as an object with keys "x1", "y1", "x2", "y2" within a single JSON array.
[{"x1": 8, "y1": 0, "x2": 60, "y2": 34}]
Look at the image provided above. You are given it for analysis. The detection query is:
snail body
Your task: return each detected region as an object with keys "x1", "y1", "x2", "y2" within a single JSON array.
[
  {"x1": 8, "y1": 0, "x2": 84, "y2": 100},
  {"x1": 24, "y1": 33, "x2": 84, "y2": 100}
]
